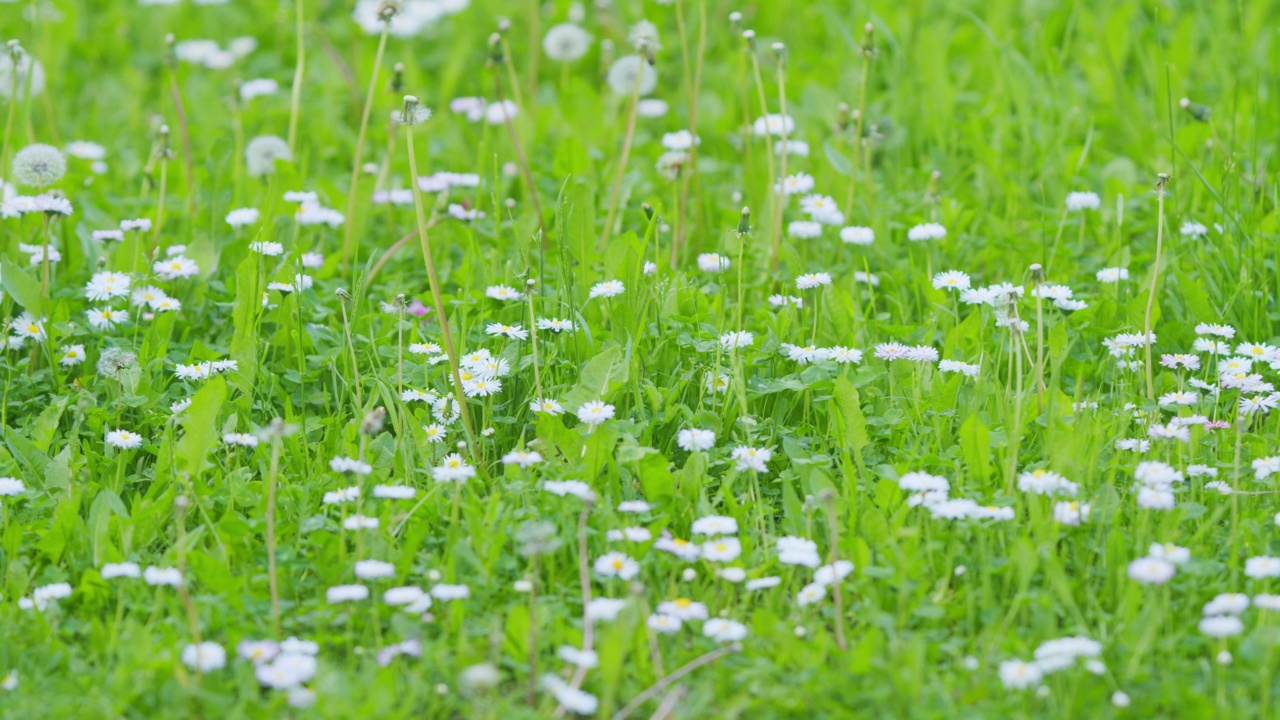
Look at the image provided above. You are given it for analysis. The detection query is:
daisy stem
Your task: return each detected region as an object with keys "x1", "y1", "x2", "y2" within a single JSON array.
[
  {"x1": 405, "y1": 125, "x2": 480, "y2": 458},
  {"x1": 1144, "y1": 175, "x2": 1168, "y2": 401},
  {"x1": 1034, "y1": 286, "x2": 1045, "y2": 413},
  {"x1": 527, "y1": 284, "x2": 544, "y2": 401},
  {"x1": 338, "y1": 297, "x2": 364, "y2": 410},
  {"x1": 1007, "y1": 327, "x2": 1025, "y2": 495},
  {"x1": 341, "y1": 20, "x2": 390, "y2": 274},
  {"x1": 40, "y1": 213, "x2": 49, "y2": 298},
  {"x1": 1231, "y1": 414, "x2": 1243, "y2": 559},
  {"x1": 287, "y1": 0, "x2": 306, "y2": 154},
  {"x1": 599, "y1": 52, "x2": 645, "y2": 251}
]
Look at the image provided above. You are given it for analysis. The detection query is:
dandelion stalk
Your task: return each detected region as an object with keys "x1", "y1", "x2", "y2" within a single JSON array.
[
  {"x1": 771, "y1": 44, "x2": 790, "y2": 272},
  {"x1": 553, "y1": 503, "x2": 596, "y2": 715},
  {"x1": 1144, "y1": 173, "x2": 1169, "y2": 401},
  {"x1": 744, "y1": 32, "x2": 778, "y2": 272},
  {"x1": 286, "y1": 0, "x2": 306, "y2": 154},
  {"x1": 819, "y1": 490, "x2": 848, "y2": 651},
  {"x1": 163, "y1": 36, "x2": 196, "y2": 224},
  {"x1": 263, "y1": 419, "x2": 294, "y2": 639},
  {"x1": 599, "y1": 44, "x2": 649, "y2": 251},
  {"x1": 173, "y1": 496, "x2": 204, "y2": 658},
  {"x1": 150, "y1": 126, "x2": 172, "y2": 261},
  {"x1": 609, "y1": 643, "x2": 741, "y2": 720},
  {"x1": 341, "y1": 7, "x2": 393, "y2": 273},
  {"x1": 399, "y1": 95, "x2": 480, "y2": 455},
  {"x1": 674, "y1": 0, "x2": 707, "y2": 257},
  {"x1": 490, "y1": 35, "x2": 546, "y2": 236},
  {"x1": 1, "y1": 42, "x2": 19, "y2": 186}
]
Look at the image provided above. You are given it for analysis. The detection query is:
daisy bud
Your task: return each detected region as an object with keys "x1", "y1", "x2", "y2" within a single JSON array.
[
  {"x1": 742, "y1": 29, "x2": 756, "y2": 49},
  {"x1": 1029, "y1": 263, "x2": 1043, "y2": 282},
  {"x1": 1217, "y1": 650, "x2": 1232, "y2": 665},
  {"x1": 496, "y1": 17, "x2": 511, "y2": 34},
  {"x1": 174, "y1": 494, "x2": 190, "y2": 509},
  {"x1": 456, "y1": 441, "x2": 467, "y2": 451},
  {"x1": 837, "y1": 102, "x2": 850, "y2": 129},
  {"x1": 642, "y1": 202, "x2": 654, "y2": 221},
  {"x1": 681, "y1": 568, "x2": 697, "y2": 581},
  {"x1": 1155, "y1": 172, "x2": 1170, "y2": 194},
  {"x1": 737, "y1": 206, "x2": 750, "y2": 235},
  {"x1": 427, "y1": 569, "x2": 441, "y2": 581},
  {"x1": 793, "y1": 626, "x2": 806, "y2": 637},
  {"x1": 729, "y1": 11, "x2": 741, "y2": 27},
  {"x1": 525, "y1": 278, "x2": 535, "y2": 288}
]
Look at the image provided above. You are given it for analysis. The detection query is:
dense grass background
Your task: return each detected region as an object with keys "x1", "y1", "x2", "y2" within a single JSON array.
[{"x1": 1, "y1": 0, "x2": 1279, "y2": 717}]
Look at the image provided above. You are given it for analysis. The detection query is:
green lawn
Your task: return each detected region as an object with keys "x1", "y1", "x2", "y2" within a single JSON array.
[{"x1": 0, "y1": 0, "x2": 1278, "y2": 717}]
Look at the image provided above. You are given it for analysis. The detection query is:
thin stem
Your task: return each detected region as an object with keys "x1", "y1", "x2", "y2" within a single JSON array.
[
  {"x1": 748, "y1": 50, "x2": 778, "y2": 272},
  {"x1": 821, "y1": 493, "x2": 848, "y2": 651},
  {"x1": 266, "y1": 437, "x2": 282, "y2": 638},
  {"x1": 599, "y1": 55, "x2": 645, "y2": 250},
  {"x1": 553, "y1": 505, "x2": 595, "y2": 716},
  {"x1": 287, "y1": 0, "x2": 306, "y2": 153},
  {"x1": 404, "y1": 127, "x2": 479, "y2": 455},
  {"x1": 493, "y1": 67, "x2": 546, "y2": 235},
  {"x1": 1144, "y1": 183, "x2": 1167, "y2": 401},
  {"x1": 773, "y1": 58, "x2": 790, "y2": 273},
  {"x1": 609, "y1": 644, "x2": 741, "y2": 720},
  {"x1": 167, "y1": 66, "x2": 196, "y2": 223},
  {"x1": 341, "y1": 22, "x2": 390, "y2": 273},
  {"x1": 527, "y1": 284, "x2": 544, "y2": 400}
]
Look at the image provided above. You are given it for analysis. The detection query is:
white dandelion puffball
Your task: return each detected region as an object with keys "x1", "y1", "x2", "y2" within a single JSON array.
[
  {"x1": 245, "y1": 135, "x2": 293, "y2": 177},
  {"x1": 12, "y1": 144, "x2": 66, "y2": 187},
  {"x1": 543, "y1": 23, "x2": 592, "y2": 62},
  {"x1": 607, "y1": 55, "x2": 657, "y2": 96}
]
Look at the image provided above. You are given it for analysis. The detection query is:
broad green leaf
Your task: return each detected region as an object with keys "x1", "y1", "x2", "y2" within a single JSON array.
[
  {"x1": 177, "y1": 376, "x2": 226, "y2": 481},
  {"x1": 0, "y1": 257, "x2": 44, "y2": 316},
  {"x1": 959, "y1": 413, "x2": 992, "y2": 483},
  {"x1": 831, "y1": 377, "x2": 869, "y2": 475},
  {"x1": 562, "y1": 345, "x2": 628, "y2": 411},
  {"x1": 824, "y1": 140, "x2": 853, "y2": 176}
]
